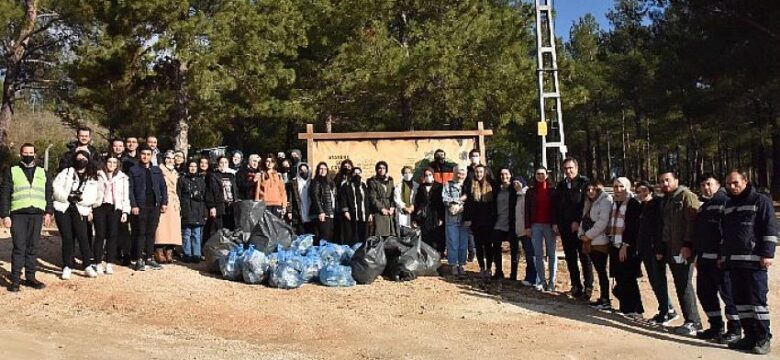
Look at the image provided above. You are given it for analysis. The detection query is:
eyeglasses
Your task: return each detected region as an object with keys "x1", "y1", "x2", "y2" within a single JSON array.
[{"x1": 165, "y1": 157, "x2": 175, "y2": 160}]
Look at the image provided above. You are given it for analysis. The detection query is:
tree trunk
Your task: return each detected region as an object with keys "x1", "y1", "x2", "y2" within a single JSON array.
[
  {"x1": 172, "y1": 60, "x2": 190, "y2": 158},
  {"x1": 772, "y1": 114, "x2": 780, "y2": 200},
  {"x1": 0, "y1": 0, "x2": 39, "y2": 156}
]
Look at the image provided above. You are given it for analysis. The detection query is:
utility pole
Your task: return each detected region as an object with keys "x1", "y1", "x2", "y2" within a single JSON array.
[{"x1": 535, "y1": 0, "x2": 567, "y2": 178}]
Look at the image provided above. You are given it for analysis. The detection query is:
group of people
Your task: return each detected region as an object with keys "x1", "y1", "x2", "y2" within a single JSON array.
[{"x1": 0, "y1": 128, "x2": 776, "y2": 355}]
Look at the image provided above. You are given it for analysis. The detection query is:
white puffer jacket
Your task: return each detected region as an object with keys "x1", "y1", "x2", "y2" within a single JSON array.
[
  {"x1": 95, "y1": 170, "x2": 132, "y2": 214},
  {"x1": 53, "y1": 167, "x2": 101, "y2": 216},
  {"x1": 578, "y1": 190, "x2": 613, "y2": 246}
]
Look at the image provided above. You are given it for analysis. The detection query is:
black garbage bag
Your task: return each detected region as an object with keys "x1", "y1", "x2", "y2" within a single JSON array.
[
  {"x1": 233, "y1": 200, "x2": 266, "y2": 234},
  {"x1": 247, "y1": 211, "x2": 295, "y2": 254},
  {"x1": 204, "y1": 229, "x2": 244, "y2": 273},
  {"x1": 384, "y1": 230, "x2": 441, "y2": 281},
  {"x1": 350, "y1": 236, "x2": 387, "y2": 284}
]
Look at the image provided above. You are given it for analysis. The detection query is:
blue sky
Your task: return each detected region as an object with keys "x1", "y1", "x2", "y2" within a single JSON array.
[{"x1": 549, "y1": 0, "x2": 614, "y2": 41}]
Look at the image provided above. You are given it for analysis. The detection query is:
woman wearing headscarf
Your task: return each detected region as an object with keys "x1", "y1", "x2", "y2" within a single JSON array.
[
  {"x1": 154, "y1": 150, "x2": 181, "y2": 264},
  {"x1": 339, "y1": 167, "x2": 371, "y2": 246},
  {"x1": 413, "y1": 167, "x2": 445, "y2": 254},
  {"x1": 367, "y1": 161, "x2": 397, "y2": 236},
  {"x1": 394, "y1": 166, "x2": 418, "y2": 230},
  {"x1": 609, "y1": 177, "x2": 644, "y2": 319},
  {"x1": 579, "y1": 180, "x2": 613, "y2": 309}
]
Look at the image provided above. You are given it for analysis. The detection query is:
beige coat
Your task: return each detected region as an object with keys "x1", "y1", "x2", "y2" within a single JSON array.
[{"x1": 155, "y1": 166, "x2": 182, "y2": 245}]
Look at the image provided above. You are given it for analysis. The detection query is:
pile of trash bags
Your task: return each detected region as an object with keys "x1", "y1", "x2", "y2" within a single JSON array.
[{"x1": 204, "y1": 200, "x2": 441, "y2": 289}]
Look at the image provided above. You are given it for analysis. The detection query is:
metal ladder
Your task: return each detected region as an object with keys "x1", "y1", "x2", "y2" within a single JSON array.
[{"x1": 535, "y1": 0, "x2": 567, "y2": 171}]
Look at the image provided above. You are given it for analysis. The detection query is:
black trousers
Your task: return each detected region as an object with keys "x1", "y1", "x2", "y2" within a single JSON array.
[
  {"x1": 611, "y1": 248, "x2": 644, "y2": 314},
  {"x1": 9, "y1": 213, "x2": 43, "y2": 282},
  {"x1": 131, "y1": 207, "x2": 161, "y2": 260},
  {"x1": 668, "y1": 260, "x2": 701, "y2": 324},
  {"x1": 472, "y1": 225, "x2": 493, "y2": 271},
  {"x1": 641, "y1": 252, "x2": 673, "y2": 315},
  {"x1": 590, "y1": 249, "x2": 610, "y2": 301},
  {"x1": 492, "y1": 230, "x2": 519, "y2": 276},
  {"x1": 731, "y1": 267, "x2": 771, "y2": 341},
  {"x1": 697, "y1": 260, "x2": 739, "y2": 325},
  {"x1": 315, "y1": 217, "x2": 334, "y2": 244},
  {"x1": 560, "y1": 224, "x2": 594, "y2": 290},
  {"x1": 93, "y1": 204, "x2": 121, "y2": 263},
  {"x1": 55, "y1": 206, "x2": 93, "y2": 269},
  {"x1": 117, "y1": 220, "x2": 132, "y2": 262},
  {"x1": 342, "y1": 219, "x2": 368, "y2": 246}
]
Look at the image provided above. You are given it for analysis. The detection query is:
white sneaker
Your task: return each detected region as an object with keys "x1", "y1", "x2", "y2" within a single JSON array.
[
  {"x1": 61, "y1": 267, "x2": 72, "y2": 280},
  {"x1": 94, "y1": 263, "x2": 103, "y2": 275},
  {"x1": 104, "y1": 263, "x2": 114, "y2": 275},
  {"x1": 85, "y1": 265, "x2": 98, "y2": 278},
  {"x1": 521, "y1": 280, "x2": 534, "y2": 287}
]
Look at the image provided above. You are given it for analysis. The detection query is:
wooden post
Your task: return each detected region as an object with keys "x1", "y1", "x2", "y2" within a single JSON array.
[
  {"x1": 477, "y1": 121, "x2": 487, "y2": 162},
  {"x1": 305, "y1": 123, "x2": 314, "y2": 163}
]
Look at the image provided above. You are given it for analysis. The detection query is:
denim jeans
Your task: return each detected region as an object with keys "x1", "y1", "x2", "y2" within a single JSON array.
[
  {"x1": 446, "y1": 223, "x2": 469, "y2": 266},
  {"x1": 182, "y1": 225, "x2": 204, "y2": 258},
  {"x1": 531, "y1": 223, "x2": 556, "y2": 286},
  {"x1": 519, "y1": 236, "x2": 537, "y2": 283}
]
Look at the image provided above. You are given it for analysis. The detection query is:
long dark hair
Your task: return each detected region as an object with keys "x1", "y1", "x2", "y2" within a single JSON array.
[
  {"x1": 74, "y1": 150, "x2": 99, "y2": 180},
  {"x1": 313, "y1": 161, "x2": 334, "y2": 186}
]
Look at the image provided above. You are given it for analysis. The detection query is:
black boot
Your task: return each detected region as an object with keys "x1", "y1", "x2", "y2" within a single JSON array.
[
  {"x1": 729, "y1": 320, "x2": 756, "y2": 351},
  {"x1": 697, "y1": 319, "x2": 724, "y2": 340},
  {"x1": 718, "y1": 320, "x2": 743, "y2": 344},
  {"x1": 509, "y1": 261, "x2": 519, "y2": 281}
]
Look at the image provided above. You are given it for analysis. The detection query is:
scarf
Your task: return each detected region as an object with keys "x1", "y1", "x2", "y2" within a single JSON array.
[
  {"x1": 402, "y1": 180, "x2": 413, "y2": 205},
  {"x1": 608, "y1": 198, "x2": 629, "y2": 247}
]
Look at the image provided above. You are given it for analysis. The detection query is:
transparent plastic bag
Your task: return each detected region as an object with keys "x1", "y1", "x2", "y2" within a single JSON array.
[
  {"x1": 241, "y1": 246, "x2": 269, "y2": 284},
  {"x1": 291, "y1": 234, "x2": 315, "y2": 255},
  {"x1": 269, "y1": 262, "x2": 304, "y2": 289},
  {"x1": 319, "y1": 264, "x2": 356, "y2": 287},
  {"x1": 219, "y1": 244, "x2": 245, "y2": 281}
]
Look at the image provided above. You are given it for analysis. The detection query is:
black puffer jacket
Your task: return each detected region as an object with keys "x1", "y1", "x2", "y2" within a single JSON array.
[
  {"x1": 309, "y1": 177, "x2": 336, "y2": 217},
  {"x1": 178, "y1": 173, "x2": 207, "y2": 226}
]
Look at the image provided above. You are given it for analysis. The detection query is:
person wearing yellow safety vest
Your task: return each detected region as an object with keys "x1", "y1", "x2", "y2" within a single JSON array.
[{"x1": 0, "y1": 143, "x2": 54, "y2": 292}]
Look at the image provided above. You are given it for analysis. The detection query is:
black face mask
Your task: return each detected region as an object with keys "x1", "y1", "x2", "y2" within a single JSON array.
[
  {"x1": 299, "y1": 172, "x2": 309, "y2": 180},
  {"x1": 75, "y1": 159, "x2": 88, "y2": 170},
  {"x1": 282, "y1": 166, "x2": 291, "y2": 172},
  {"x1": 352, "y1": 175, "x2": 362, "y2": 183},
  {"x1": 436, "y1": 156, "x2": 445, "y2": 164},
  {"x1": 21, "y1": 155, "x2": 35, "y2": 165}
]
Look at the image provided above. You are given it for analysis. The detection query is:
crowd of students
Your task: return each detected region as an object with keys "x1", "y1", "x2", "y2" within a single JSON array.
[{"x1": 0, "y1": 127, "x2": 776, "y2": 355}]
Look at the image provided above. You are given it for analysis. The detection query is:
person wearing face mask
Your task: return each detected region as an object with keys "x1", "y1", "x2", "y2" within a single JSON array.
[
  {"x1": 1, "y1": 144, "x2": 54, "y2": 292},
  {"x1": 286, "y1": 163, "x2": 314, "y2": 235},
  {"x1": 579, "y1": 180, "x2": 613, "y2": 309},
  {"x1": 309, "y1": 162, "x2": 336, "y2": 244},
  {"x1": 52, "y1": 150, "x2": 101, "y2": 279},
  {"x1": 178, "y1": 160, "x2": 208, "y2": 263},
  {"x1": 333, "y1": 159, "x2": 354, "y2": 241},
  {"x1": 429, "y1": 149, "x2": 453, "y2": 184},
  {"x1": 257, "y1": 154, "x2": 287, "y2": 218},
  {"x1": 694, "y1": 173, "x2": 741, "y2": 343},
  {"x1": 289, "y1": 149, "x2": 303, "y2": 181},
  {"x1": 279, "y1": 158, "x2": 292, "y2": 183},
  {"x1": 608, "y1": 177, "x2": 644, "y2": 319},
  {"x1": 368, "y1": 161, "x2": 397, "y2": 236},
  {"x1": 465, "y1": 148, "x2": 492, "y2": 184},
  {"x1": 414, "y1": 167, "x2": 445, "y2": 254},
  {"x1": 206, "y1": 156, "x2": 239, "y2": 234},
  {"x1": 153, "y1": 150, "x2": 182, "y2": 264},
  {"x1": 394, "y1": 166, "x2": 418, "y2": 230},
  {"x1": 339, "y1": 167, "x2": 372, "y2": 246},
  {"x1": 230, "y1": 151, "x2": 243, "y2": 172},
  {"x1": 236, "y1": 154, "x2": 261, "y2": 200}
]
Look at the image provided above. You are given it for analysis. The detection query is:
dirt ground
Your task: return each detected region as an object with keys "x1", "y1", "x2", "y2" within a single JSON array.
[{"x1": 0, "y1": 228, "x2": 778, "y2": 360}]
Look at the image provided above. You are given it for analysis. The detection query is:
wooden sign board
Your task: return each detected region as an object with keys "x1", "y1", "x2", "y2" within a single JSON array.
[{"x1": 299, "y1": 122, "x2": 493, "y2": 178}]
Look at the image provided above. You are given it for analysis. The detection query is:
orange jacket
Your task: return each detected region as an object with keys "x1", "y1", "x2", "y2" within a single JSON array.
[{"x1": 256, "y1": 171, "x2": 288, "y2": 207}]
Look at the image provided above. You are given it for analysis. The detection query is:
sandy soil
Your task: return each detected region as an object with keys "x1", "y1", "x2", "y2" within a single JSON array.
[{"x1": 0, "y1": 228, "x2": 778, "y2": 360}]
